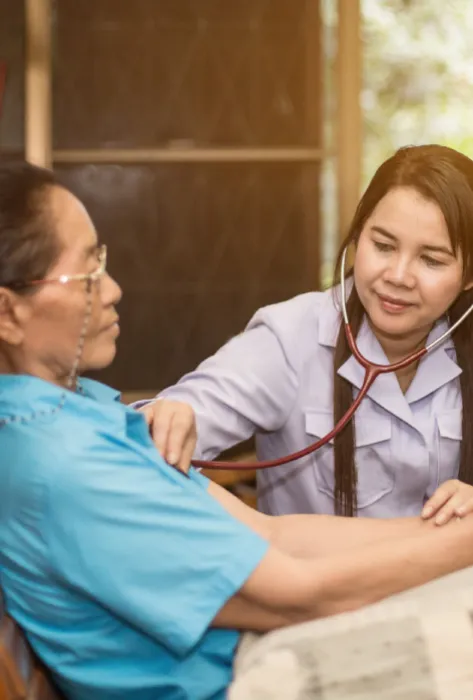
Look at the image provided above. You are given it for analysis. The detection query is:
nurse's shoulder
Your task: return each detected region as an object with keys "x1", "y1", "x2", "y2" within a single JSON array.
[{"x1": 245, "y1": 288, "x2": 340, "y2": 374}]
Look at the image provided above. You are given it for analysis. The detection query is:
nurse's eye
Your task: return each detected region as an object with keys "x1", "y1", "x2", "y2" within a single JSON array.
[
  {"x1": 421, "y1": 255, "x2": 446, "y2": 268},
  {"x1": 373, "y1": 240, "x2": 394, "y2": 253}
]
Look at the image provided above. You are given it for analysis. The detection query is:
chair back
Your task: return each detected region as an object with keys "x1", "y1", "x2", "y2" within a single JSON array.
[{"x1": 0, "y1": 590, "x2": 62, "y2": 700}]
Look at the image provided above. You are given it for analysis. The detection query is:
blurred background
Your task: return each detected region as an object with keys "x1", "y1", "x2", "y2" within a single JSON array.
[{"x1": 1, "y1": 0, "x2": 473, "y2": 397}]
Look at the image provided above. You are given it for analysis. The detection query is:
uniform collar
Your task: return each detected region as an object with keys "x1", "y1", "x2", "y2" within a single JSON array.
[
  {"x1": 317, "y1": 288, "x2": 460, "y2": 428},
  {"x1": 317, "y1": 287, "x2": 342, "y2": 348}
]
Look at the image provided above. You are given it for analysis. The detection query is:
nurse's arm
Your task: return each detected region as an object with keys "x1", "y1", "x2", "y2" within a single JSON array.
[
  {"x1": 207, "y1": 479, "x2": 438, "y2": 559},
  {"x1": 212, "y1": 515, "x2": 473, "y2": 631},
  {"x1": 140, "y1": 324, "x2": 298, "y2": 464}
]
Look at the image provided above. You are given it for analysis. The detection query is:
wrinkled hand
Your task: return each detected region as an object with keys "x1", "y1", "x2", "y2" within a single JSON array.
[
  {"x1": 139, "y1": 399, "x2": 197, "y2": 474},
  {"x1": 422, "y1": 479, "x2": 473, "y2": 525}
]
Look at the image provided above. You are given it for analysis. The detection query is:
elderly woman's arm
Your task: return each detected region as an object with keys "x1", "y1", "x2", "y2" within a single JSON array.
[
  {"x1": 46, "y1": 433, "x2": 473, "y2": 645},
  {"x1": 212, "y1": 509, "x2": 473, "y2": 631},
  {"x1": 206, "y1": 479, "x2": 439, "y2": 559},
  {"x1": 203, "y1": 477, "x2": 473, "y2": 630}
]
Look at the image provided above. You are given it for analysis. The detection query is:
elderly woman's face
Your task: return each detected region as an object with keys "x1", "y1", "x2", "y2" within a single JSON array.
[{"x1": 20, "y1": 186, "x2": 122, "y2": 382}]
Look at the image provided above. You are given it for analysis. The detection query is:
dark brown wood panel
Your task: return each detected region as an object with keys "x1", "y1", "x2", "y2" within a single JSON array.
[
  {"x1": 57, "y1": 161, "x2": 320, "y2": 390},
  {"x1": 52, "y1": 1, "x2": 322, "y2": 391},
  {"x1": 0, "y1": 0, "x2": 25, "y2": 154},
  {"x1": 54, "y1": 0, "x2": 316, "y2": 149}
]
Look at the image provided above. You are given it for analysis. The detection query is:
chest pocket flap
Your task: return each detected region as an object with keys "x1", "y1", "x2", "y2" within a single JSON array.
[
  {"x1": 436, "y1": 409, "x2": 462, "y2": 485},
  {"x1": 305, "y1": 410, "x2": 394, "y2": 509},
  {"x1": 305, "y1": 411, "x2": 392, "y2": 446},
  {"x1": 437, "y1": 409, "x2": 462, "y2": 441}
]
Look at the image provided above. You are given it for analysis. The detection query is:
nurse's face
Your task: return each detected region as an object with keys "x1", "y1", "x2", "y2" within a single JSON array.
[
  {"x1": 354, "y1": 186, "x2": 470, "y2": 345},
  {"x1": 20, "y1": 186, "x2": 122, "y2": 383}
]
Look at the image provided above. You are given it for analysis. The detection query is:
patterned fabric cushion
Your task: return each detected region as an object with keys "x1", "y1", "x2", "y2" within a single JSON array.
[{"x1": 229, "y1": 566, "x2": 473, "y2": 700}]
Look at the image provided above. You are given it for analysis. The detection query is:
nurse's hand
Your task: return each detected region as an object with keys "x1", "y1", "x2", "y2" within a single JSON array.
[
  {"x1": 421, "y1": 479, "x2": 473, "y2": 526},
  {"x1": 139, "y1": 399, "x2": 197, "y2": 474}
]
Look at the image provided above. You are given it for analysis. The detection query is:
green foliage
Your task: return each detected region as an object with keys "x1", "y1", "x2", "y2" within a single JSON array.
[{"x1": 363, "y1": 0, "x2": 473, "y2": 184}]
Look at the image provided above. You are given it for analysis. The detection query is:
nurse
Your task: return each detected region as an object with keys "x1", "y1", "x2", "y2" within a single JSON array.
[{"x1": 140, "y1": 144, "x2": 473, "y2": 522}]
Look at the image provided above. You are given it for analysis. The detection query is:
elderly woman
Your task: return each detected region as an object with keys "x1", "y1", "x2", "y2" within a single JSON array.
[{"x1": 1, "y1": 161, "x2": 473, "y2": 700}]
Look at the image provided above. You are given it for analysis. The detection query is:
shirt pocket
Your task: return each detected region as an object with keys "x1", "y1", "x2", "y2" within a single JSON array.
[
  {"x1": 305, "y1": 410, "x2": 394, "y2": 509},
  {"x1": 436, "y1": 409, "x2": 462, "y2": 481}
]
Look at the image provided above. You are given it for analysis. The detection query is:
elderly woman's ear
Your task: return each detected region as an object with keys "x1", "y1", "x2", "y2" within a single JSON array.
[{"x1": 0, "y1": 289, "x2": 26, "y2": 346}]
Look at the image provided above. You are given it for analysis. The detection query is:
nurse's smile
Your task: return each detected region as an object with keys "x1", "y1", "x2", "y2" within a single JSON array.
[{"x1": 375, "y1": 292, "x2": 415, "y2": 314}]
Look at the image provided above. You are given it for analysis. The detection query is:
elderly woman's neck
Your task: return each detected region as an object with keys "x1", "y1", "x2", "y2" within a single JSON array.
[
  {"x1": 0, "y1": 351, "x2": 72, "y2": 388},
  {"x1": 0, "y1": 351, "x2": 23, "y2": 376}
]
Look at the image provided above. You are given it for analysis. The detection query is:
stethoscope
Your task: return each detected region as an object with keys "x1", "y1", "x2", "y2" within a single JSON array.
[{"x1": 191, "y1": 246, "x2": 473, "y2": 472}]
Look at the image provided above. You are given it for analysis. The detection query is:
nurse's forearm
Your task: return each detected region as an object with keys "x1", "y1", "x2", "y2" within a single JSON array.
[{"x1": 271, "y1": 513, "x2": 438, "y2": 559}]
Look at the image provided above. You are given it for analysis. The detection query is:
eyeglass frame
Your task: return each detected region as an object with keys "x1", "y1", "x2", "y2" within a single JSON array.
[{"x1": 5, "y1": 244, "x2": 107, "y2": 291}]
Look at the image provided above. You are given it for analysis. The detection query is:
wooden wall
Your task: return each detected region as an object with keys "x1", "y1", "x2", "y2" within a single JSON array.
[{"x1": 0, "y1": 0, "x2": 322, "y2": 392}]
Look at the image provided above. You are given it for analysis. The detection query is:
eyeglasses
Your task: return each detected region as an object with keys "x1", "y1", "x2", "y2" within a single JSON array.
[{"x1": 7, "y1": 245, "x2": 107, "y2": 291}]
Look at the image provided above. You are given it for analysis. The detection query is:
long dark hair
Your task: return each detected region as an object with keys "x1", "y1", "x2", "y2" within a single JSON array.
[
  {"x1": 0, "y1": 161, "x2": 61, "y2": 290},
  {"x1": 332, "y1": 145, "x2": 473, "y2": 516}
]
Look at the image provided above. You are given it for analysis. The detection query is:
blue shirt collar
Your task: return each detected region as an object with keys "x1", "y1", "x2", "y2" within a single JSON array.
[
  {"x1": 78, "y1": 377, "x2": 121, "y2": 404},
  {"x1": 0, "y1": 374, "x2": 121, "y2": 415}
]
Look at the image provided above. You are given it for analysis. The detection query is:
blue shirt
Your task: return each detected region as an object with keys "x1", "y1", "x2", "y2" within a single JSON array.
[
  {"x1": 152, "y1": 288, "x2": 462, "y2": 517},
  {"x1": 0, "y1": 375, "x2": 268, "y2": 700}
]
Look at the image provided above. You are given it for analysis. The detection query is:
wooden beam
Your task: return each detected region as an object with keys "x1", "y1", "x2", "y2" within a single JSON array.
[
  {"x1": 0, "y1": 62, "x2": 7, "y2": 124},
  {"x1": 53, "y1": 147, "x2": 326, "y2": 165},
  {"x1": 302, "y1": 0, "x2": 322, "y2": 290},
  {"x1": 25, "y1": 0, "x2": 52, "y2": 168},
  {"x1": 336, "y1": 0, "x2": 362, "y2": 244}
]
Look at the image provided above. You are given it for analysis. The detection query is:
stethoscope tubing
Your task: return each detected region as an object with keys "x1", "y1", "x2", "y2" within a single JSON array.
[{"x1": 192, "y1": 246, "x2": 473, "y2": 471}]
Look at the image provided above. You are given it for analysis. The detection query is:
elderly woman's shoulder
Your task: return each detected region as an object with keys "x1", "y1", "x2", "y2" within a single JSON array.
[{"x1": 0, "y1": 375, "x2": 128, "y2": 464}]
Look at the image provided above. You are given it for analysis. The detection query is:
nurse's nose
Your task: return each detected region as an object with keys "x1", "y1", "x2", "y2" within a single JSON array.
[{"x1": 383, "y1": 254, "x2": 416, "y2": 288}]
